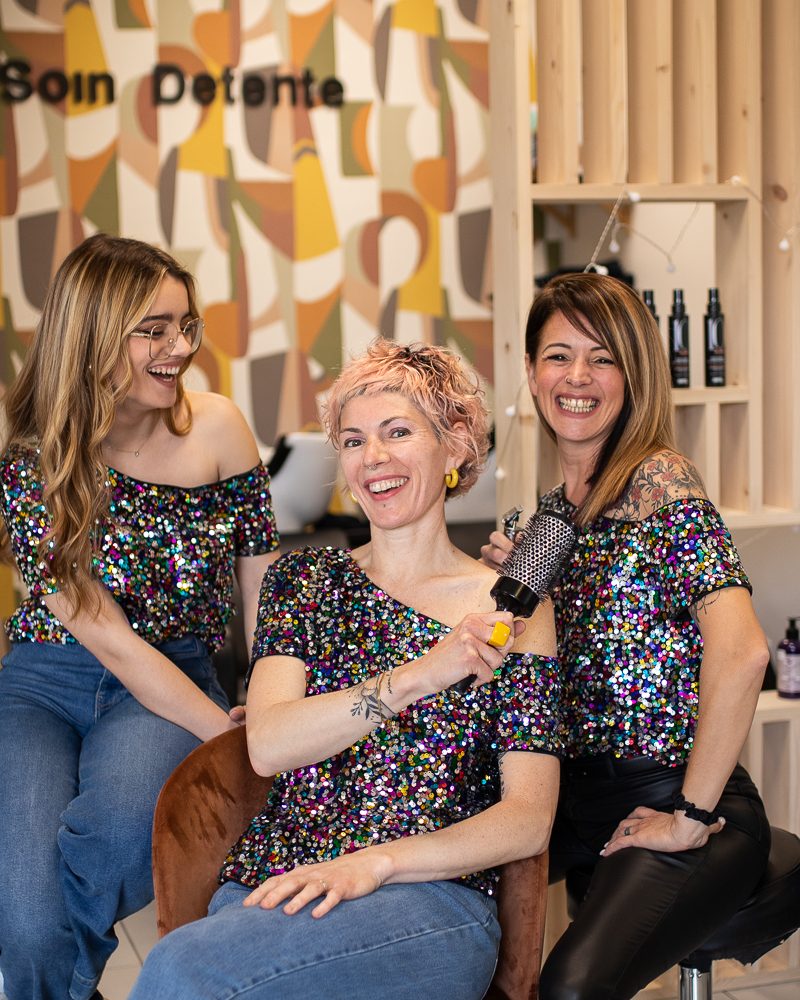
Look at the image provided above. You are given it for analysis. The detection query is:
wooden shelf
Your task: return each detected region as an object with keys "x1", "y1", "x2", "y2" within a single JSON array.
[
  {"x1": 489, "y1": 0, "x2": 800, "y2": 526},
  {"x1": 673, "y1": 386, "x2": 749, "y2": 405},
  {"x1": 530, "y1": 183, "x2": 749, "y2": 203}
]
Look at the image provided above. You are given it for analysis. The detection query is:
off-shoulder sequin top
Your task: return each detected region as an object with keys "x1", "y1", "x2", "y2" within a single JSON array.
[
  {"x1": 0, "y1": 444, "x2": 279, "y2": 651},
  {"x1": 220, "y1": 547, "x2": 561, "y2": 897},
  {"x1": 538, "y1": 485, "x2": 750, "y2": 765}
]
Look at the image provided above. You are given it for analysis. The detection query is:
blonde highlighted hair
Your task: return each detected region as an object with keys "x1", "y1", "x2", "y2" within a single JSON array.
[
  {"x1": 322, "y1": 339, "x2": 489, "y2": 498},
  {"x1": 1, "y1": 234, "x2": 199, "y2": 614},
  {"x1": 525, "y1": 272, "x2": 676, "y2": 525}
]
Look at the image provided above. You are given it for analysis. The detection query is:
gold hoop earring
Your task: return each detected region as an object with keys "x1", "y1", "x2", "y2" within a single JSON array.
[
  {"x1": 444, "y1": 468, "x2": 459, "y2": 490},
  {"x1": 349, "y1": 490, "x2": 359, "y2": 504}
]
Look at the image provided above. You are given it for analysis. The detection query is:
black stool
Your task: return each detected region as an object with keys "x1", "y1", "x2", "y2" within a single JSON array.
[{"x1": 565, "y1": 826, "x2": 800, "y2": 1000}]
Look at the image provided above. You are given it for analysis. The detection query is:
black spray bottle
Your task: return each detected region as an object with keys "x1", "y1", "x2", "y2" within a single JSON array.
[
  {"x1": 704, "y1": 288, "x2": 726, "y2": 386},
  {"x1": 643, "y1": 290, "x2": 659, "y2": 329},
  {"x1": 668, "y1": 289, "x2": 690, "y2": 388}
]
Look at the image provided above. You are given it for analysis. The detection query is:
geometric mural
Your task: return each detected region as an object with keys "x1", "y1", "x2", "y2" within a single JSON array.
[{"x1": 0, "y1": 0, "x2": 495, "y2": 461}]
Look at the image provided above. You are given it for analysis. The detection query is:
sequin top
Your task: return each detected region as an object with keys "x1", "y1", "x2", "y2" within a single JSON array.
[
  {"x1": 220, "y1": 547, "x2": 561, "y2": 896},
  {"x1": 538, "y1": 485, "x2": 750, "y2": 765},
  {"x1": 0, "y1": 444, "x2": 279, "y2": 651}
]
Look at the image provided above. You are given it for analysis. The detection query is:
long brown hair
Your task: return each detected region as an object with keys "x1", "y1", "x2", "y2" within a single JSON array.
[
  {"x1": 1, "y1": 234, "x2": 199, "y2": 614},
  {"x1": 526, "y1": 272, "x2": 675, "y2": 525}
]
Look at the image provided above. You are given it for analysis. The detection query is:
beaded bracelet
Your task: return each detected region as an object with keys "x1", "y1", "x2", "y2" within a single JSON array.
[{"x1": 672, "y1": 792, "x2": 721, "y2": 826}]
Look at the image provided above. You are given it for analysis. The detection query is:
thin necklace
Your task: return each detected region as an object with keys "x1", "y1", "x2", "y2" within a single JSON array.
[{"x1": 104, "y1": 417, "x2": 159, "y2": 458}]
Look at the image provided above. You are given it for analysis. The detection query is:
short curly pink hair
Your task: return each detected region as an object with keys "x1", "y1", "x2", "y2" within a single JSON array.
[{"x1": 322, "y1": 339, "x2": 489, "y2": 498}]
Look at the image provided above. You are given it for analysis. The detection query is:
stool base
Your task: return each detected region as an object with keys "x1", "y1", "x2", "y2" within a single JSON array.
[{"x1": 679, "y1": 966, "x2": 712, "y2": 1000}]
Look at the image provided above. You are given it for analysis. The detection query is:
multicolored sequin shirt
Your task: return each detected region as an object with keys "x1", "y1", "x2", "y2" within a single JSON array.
[
  {"x1": 0, "y1": 444, "x2": 279, "y2": 652},
  {"x1": 220, "y1": 547, "x2": 561, "y2": 896},
  {"x1": 538, "y1": 485, "x2": 750, "y2": 765}
]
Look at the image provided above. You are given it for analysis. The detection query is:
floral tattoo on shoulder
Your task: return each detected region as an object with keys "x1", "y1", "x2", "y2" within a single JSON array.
[{"x1": 612, "y1": 452, "x2": 707, "y2": 520}]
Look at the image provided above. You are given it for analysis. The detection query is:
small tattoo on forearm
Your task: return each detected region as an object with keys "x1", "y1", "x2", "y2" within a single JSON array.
[{"x1": 351, "y1": 673, "x2": 395, "y2": 722}]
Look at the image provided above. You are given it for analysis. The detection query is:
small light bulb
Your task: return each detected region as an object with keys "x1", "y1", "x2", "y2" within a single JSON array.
[
  {"x1": 609, "y1": 238, "x2": 621, "y2": 253},
  {"x1": 778, "y1": 237, "x2": 791, "y2": 252},
  {"x1": 504, "y1": 404, "x2": 517, "y2": 417},
  {"x1": 494, "y1": 467, "x2": 507, "y2": 481},
  {"x1": 730, "y1": 174, "x2": 742, "y2": 185},
  {"x1": 628, "y1": 191, "x2": 641, "y2": 202}
]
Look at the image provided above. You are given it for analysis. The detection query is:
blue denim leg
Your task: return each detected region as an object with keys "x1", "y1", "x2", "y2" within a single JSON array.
[
  {"x1": 0, "y1": 637, "x2": 228, "y2": 1000},
  {"x1": 130, "y1": 879, "x2": 500, "y2": 1000}
]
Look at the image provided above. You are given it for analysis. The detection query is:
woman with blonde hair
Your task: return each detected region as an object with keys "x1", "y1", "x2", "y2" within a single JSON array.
[
  {"x1": 0, "y1": 234, "x2": 279, "y2": 1000},
  {"x1": 131, "y1": 339, "x2": 561, "y2": 1000},
  {"x1": 483, "y1": 272, "x2": 771, "y2": 999}
]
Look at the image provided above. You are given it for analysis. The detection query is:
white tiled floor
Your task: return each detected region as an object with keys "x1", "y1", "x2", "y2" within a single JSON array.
[
  {"x1": 98, "y1": 903, "x2": 158, "y2": 1000},
  {"x1": 100, "y1": 902, "x2": 800, "y2": 999}
]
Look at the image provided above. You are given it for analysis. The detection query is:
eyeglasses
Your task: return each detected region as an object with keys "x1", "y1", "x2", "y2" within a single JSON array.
[{"x1": 129, "y1": 318, "x2": 204, "y2": 360}]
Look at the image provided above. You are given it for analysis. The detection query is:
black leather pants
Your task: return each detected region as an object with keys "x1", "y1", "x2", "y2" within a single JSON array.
[{"x1": 540, "y1": 758, "x2": 771, "y2": 1000}]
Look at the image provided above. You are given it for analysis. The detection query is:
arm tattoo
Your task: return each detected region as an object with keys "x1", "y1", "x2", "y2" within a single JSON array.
[
  {"x1": 689, "y1": 590, "x2": 722, "y2": 624},
  {"x1": 350, "y1": 671, "x2": 396, "y2": 723},
  {"x1": 498, "y1": 750, "x2": 508, "y2": 798},
  {"x1": 613, "y1": 453, "x2": 706, "y2": 520}
]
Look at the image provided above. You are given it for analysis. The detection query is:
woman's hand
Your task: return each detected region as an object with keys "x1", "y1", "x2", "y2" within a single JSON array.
[
  {"x1": 243, "y1": 850, "x2": 392, "y2": 919},
  {"x1": 412, "y1": 611, "x2": 524, "y2": 696},
  {"x1": 600, "y1": 805, "x2": 725, "y2": 857},
  {"x1": 228, "y1": 704, "x2": 246, "y2": 726},
  {"x1": 479, "y1": 529, "x2": 516, "y2": 571}
]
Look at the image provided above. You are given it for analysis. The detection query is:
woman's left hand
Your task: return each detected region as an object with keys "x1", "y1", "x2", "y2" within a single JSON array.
[
  {"x1": 243, "y1": 850, "x2": 392, "y2": 918},
  {"x1": 600, "y1": 805, "x2": 725, "y2": 856},
  {"x1": 228, "y1": 704, "x2": 246, "y2": 725}
]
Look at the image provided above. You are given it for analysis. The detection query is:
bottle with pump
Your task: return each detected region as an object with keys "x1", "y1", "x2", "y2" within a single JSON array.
[
  {"x1": 669, "y1": 289, "x2": 690, "y2": 388},
  {"x1": 776, "y1": 618, "x2": 800, "y2": 698},
  {"x1": 704, "y1": 288, "x2": 726, "y2": 386}
]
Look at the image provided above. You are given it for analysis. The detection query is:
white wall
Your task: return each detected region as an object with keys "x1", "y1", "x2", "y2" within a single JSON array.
[{"x1": 733, "y1": 524, "x2": 800, "y2": 663}]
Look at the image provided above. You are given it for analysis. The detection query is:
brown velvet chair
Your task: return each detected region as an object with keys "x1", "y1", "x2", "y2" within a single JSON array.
[{"x1": 152, "y1": 726, "x2": 548, "y2": 1000}]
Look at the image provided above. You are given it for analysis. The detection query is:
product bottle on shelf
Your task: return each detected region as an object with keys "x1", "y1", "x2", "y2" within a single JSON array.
[
  {"x1": 643, "y1": 290, "x2": 659, "y2": 329},
  {"x1": 776, "y1": 618, "x2": 800, "y2": 699},
  {"x1": 704, "y1": 288, "x2": 726, "y2": 387},
  {"x1": 668, "y1": 289, "x2": 690, "y2": 388}
]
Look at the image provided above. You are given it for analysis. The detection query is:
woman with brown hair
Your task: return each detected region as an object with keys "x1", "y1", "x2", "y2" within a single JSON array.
[
  {"x1": 0, "y1": 234, "x2": 279, "y2": 1000},
  {"x1": 483, "y1": 272, "x2": 771, "y2": 999}
]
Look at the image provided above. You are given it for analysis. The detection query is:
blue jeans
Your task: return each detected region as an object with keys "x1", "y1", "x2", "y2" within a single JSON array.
[
  {"x1": 130, "y1": 878, "x2": 500, "y2": 1000},
  {"x1": 0, "y1": 636, "x2": 229, "y2": 1000}
]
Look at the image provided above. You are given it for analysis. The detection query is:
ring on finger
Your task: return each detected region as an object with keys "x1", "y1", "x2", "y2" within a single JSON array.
[
  {"x1": 623, "y1": 826, "x2": 632, "y2": 836},
  {"x1": 319, "y1": 879, "x2": 329, "y2": 893}
]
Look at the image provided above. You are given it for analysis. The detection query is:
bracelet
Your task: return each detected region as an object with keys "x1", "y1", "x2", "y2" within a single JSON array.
[
  {"x1": 374, "y1": 669, "x2": 397, "y2": 723},
  {"x1": 672, "y1": 792, "x2": 721, "y2": 826}
]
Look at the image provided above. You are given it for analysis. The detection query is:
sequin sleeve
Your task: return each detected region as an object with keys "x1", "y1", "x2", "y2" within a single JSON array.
[
  {"x1": 491, "y1": 651, "x2": 563, "y2": 756},
  {"x1": 0, "y1": 446, "x2": 59, "y2": 596},
  {"x1": 248, "y1": 548, "x2": 320, "y2": 674},
  {"x1": 651, "y1": 497, "x2": 750, "y2": 612},
  {"x1": 229, "y1": 462, "x2": 279, "y2": 556}
]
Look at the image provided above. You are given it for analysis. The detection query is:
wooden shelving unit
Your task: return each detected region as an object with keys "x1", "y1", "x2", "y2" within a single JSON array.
[{"x1": 488, "y1": 0, "x2": 800, "y2": 529}]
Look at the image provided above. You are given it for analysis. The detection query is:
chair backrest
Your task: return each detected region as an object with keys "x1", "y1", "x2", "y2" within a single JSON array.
[
  {"x1": 152, "y1": 727, "x2": 273, "y2": 936},
  {"x1": 152, "y1": 727, "x2": 548, "y2": 1000}
]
